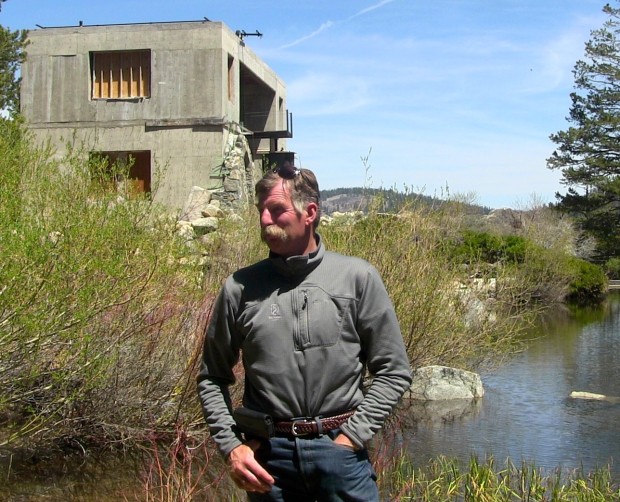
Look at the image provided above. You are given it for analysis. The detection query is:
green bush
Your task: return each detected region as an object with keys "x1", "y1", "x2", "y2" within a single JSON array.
[
  {"x1": 566, "y1": 257, "x2": 608, "y2": 302},
  {"x1": 604, "y1": 257, "x2": 620, "y2": 279},
  {"x1": 0, "y1": 119, "x2": 205, "y2": 448},
  {"x1": 451, "y1": 230, "x2": 532, "y2": 265}
]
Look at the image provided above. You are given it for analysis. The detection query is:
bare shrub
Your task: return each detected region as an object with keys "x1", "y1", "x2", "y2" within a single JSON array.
[
  {"x1": 0, "y1": 121, "x2": 206, "y2": 448},
  {"x1": 321, "y1": 199, "x2": 532, "y2": 371}
]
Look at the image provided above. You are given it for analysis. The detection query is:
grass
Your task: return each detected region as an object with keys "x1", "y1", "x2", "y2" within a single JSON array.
[
  {"x1": 132, "y1": 434, "x2": 620, "y2": 501},
  {"x1": 379, "y1": 454, "x2": 619, "y2": 501}
]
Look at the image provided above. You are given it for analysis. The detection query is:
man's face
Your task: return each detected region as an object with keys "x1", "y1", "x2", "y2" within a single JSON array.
[{"x1": 257, "y1": 182, "x2": 310, "y2": 257}]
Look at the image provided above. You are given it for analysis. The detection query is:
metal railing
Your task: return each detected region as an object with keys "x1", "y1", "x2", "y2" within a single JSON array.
[{"x1": 241, "y1": 110, "x2": 293, "y2": 137}]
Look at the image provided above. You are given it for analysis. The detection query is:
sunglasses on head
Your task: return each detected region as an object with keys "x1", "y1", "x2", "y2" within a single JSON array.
[{"x1": 272, "y1": 163, "x2": 301, "y2": 179}]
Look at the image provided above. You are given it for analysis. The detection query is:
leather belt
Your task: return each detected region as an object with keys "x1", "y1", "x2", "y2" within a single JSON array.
[{"x1": 273, "y1": 410, "x2": 355, "y2": 437}]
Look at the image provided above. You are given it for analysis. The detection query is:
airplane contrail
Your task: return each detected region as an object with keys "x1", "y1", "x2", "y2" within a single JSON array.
[{"x1": 280, "y1": 0, "x2": 397, "y2": 49}]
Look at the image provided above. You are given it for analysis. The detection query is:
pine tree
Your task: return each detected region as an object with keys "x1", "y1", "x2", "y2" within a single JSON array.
[
  {"x1": 547, "y1": 2, "x2": 620, "y2": 262},
  {"x1": 0, "y1": 11, "x2": 28, "y2": 116}
]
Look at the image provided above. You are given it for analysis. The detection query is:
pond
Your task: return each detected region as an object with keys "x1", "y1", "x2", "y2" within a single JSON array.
[{"x1": 405, "y1": 292, "x2": 620, "y2": 479}]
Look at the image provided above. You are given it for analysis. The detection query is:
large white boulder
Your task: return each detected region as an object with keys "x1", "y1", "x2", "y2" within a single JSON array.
[{"x1": 406, "y1": 365, "x2": 484, "y2": 400}]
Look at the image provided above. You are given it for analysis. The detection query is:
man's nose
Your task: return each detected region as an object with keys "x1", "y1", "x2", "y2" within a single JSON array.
[{"x1": 260, "y1": 208, "x2": 273, "y2": 226}]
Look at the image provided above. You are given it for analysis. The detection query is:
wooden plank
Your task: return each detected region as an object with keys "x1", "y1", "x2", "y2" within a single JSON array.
[
  {"x1": 92, "y1": 54, "x2": 98, "y2": 98},
  {"x1": 121, "y1": 52, "x2": 130, "y2": 98},
  {"x1": 141, "y1": 50, "x2": 150, "y2": 98},
  {"x1": 96, "y1": 53, "x2": 111, "y2": 99},
  {"x1": 129, "y1": 52, "x2": 138, "y2": 97},
  {"x1": 110, "y1": 52, "x2": 121, "y2": 99}
]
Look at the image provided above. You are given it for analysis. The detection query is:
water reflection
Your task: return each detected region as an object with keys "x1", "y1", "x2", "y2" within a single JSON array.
[
  {"x1": 405, "y1": 292, "x2": 620, "y2": 478},
  {"x1": 0, "y1": 449, "x2": 145, "y2": 501}
]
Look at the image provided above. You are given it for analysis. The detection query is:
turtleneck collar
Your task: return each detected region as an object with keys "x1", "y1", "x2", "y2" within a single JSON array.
[{"x1": 269, "y1": 234, "x2": 324, "y2": 278}]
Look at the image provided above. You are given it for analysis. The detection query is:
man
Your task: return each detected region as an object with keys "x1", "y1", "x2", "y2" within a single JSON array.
[{"x1": 197, "y1": 164, "x2": 412, "y2": 501}]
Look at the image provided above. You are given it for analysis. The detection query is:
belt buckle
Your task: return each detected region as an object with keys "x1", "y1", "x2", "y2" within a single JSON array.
[{"x1": 290, "y1": 418, "x2": 312, "y2": 437}]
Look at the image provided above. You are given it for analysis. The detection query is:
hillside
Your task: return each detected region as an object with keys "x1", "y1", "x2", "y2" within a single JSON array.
[{"x1": 320, "y1": 187, "x2": 491, "y2": 215}]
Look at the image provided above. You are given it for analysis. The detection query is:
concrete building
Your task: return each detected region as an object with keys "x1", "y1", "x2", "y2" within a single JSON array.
[{"x1": 20, "y1": 20, "x2": 292, "y2": 211}]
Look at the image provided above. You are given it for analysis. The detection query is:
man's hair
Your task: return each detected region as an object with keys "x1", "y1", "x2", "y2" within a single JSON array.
[{"x1": 255, "y1": 168, "x2": 321, "y2": 228}]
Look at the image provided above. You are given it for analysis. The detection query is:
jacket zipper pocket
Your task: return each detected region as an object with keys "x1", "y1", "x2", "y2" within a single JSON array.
[{"x1": 299, "y1": 289, "x2": 310, "y2": 347}]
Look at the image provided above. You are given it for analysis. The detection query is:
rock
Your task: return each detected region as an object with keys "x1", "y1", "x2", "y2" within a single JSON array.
[
  {"x1": 227, "y1": 213, "x2": 244, "y2": 224},
  {"x1": 196, "y1": 232, "x2": 219, "y2": 246},
  {"x1": 570, "y1": 391, "x2": 607, "y2": 400},
  {"x1": 179, "y1": 186, "x2": 212, "y2": 222},
  {"x1": 406, "y1": 365, "x2": 484, "y2": 400},
  {"x1": 191, "y1": 217, "x2": 219, "y2": 236},
  {"x1": 201, "y1": 203, "x2": 225, "y2": 218},
  {"x1": 47, "y1": 230, "x2": 63, "y2": 245},
  {"x1": 175, "y1": 220, "x2": 195, "y2": 241},
  {"x1": 570, "y1": 391, "x2": 620, "y2": 403},
  {"x1": 223, "y1": 178, "x2": 240, "y2": 193},
  {"x1": 452, "y1": 279, "x2": 498, "y2": 327}
]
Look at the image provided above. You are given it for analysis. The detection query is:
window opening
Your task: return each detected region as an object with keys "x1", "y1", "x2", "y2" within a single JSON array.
[
  {"x1": 228, "y1": 55, "x2": 235, "y2": 102},
  {"x1": 91, "y1": 150, "x2": 151, "y2": 197}
]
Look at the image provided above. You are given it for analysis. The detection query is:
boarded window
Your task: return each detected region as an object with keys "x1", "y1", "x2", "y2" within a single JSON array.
[{"x1": 91, "y1": 50, "x2": 151, "y2": 99}]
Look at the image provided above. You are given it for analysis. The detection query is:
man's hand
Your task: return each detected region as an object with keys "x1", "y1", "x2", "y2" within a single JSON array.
[
  {"x1": 333, "y1": 433, "x2": 360, "y2": 450},
  {"x1": 228, "y1": 439, "x2": 274, "y2": 493}
]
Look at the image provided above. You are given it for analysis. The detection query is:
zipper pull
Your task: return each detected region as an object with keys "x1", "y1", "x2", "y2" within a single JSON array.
[{"x1": 302, "y1": 291, "x2": 308, "y2": 310}]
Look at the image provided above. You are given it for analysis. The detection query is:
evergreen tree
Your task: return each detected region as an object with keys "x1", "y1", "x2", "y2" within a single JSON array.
[
  {"x1": 547, "y1": 2, "x2": 620, "y2": 261},
  {"x1": 0, "y1": 7, "x2": 28, "y2": 116}
]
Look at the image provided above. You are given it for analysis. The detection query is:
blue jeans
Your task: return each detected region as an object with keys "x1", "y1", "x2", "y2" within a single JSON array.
[{"x1": 247, "y1": 430, "x2": 379, "y2": 502}]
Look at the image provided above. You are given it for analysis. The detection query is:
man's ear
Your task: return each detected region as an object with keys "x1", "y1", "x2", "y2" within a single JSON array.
[{"x1": 305, "y1": 202, "x2": 318, "y2": 226}]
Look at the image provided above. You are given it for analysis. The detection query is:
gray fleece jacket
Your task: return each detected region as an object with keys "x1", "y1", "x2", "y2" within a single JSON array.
[{"x1": 197, "y1": 236, "x2": 412, "y2": 457}]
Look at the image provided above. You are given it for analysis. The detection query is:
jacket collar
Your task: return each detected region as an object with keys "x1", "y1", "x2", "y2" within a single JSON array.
[{"x1": 269, "y1": 234, "x2": 324, "y2": 277}]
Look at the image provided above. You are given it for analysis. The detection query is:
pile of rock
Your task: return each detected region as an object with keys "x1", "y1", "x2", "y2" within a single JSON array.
[
  {"x1": 320, "y1": 210, "x2": 365, "y2": 226},
  {"x1": 176, "y1": 186, "x2": 227, "y2": 243}
]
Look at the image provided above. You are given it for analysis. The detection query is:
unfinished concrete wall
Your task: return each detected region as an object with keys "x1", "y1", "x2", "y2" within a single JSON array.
[
  {"x1": 27, "y1": 124, "x2": 225, "y2": 212},
  {"x1": 21, "y1": 22, "x2": 228, "y2": 124},
  {"x1": 20, "y1": 21, "x2": 287, "y2": 211}
]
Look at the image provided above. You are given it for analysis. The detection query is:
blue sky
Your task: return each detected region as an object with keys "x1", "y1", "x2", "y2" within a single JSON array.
[{"x1": 1, "y1": 0, "x2": 609, "y2": 208}]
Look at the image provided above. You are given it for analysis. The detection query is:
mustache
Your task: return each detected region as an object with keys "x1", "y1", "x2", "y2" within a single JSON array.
[{"x1": 261, "y1": 225, "x2": 289, "y2": 242}]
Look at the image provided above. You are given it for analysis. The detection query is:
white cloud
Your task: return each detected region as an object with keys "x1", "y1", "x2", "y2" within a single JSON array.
[
  {"x1": 280, "y1": 21, "x2": 335, "y2": 49},
  {"x1": 288, "y1": 73, "x2": 371, "y2": 116},
  {"x1": 347, "y1": 0, "x2": 396, "y2": 20},
  {"x1": 279, "y1": 0, "x2": 397, "y2": 49}
]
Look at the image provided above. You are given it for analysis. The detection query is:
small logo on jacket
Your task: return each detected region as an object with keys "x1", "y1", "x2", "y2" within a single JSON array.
[{"x1": 269, "y1": 304, "x2": 280, "y2": 319}]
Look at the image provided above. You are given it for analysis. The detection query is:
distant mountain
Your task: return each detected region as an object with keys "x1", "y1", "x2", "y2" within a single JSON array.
[{"x1": 320, "y1": 187, "x2": 491, "y2": 215}]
